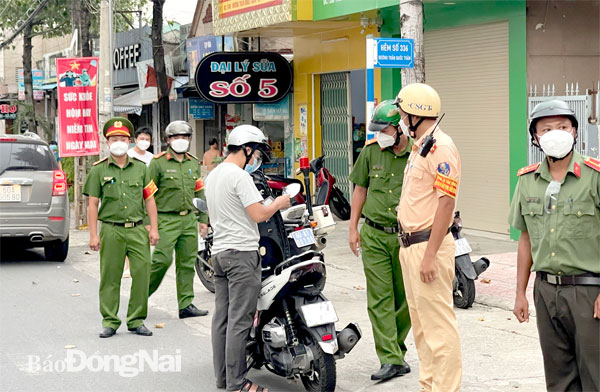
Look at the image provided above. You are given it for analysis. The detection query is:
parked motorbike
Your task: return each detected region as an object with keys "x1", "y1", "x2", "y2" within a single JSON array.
[
  {"x1": 193, "y1": 162, "x2": 361, "y2": 392},
  {"x1": 268, "y1": 155, "x2": 351, "y2": 221},
  {"x1": 451, "y1": 211, "x2": 490, "y2": 309}
]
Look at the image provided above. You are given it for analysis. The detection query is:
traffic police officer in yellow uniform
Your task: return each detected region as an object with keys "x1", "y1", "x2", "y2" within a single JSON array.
[
  {"x1": 148, "y1": 121, "x2": 210, "y2": 318},
  {"x1": 510, "y1": 100, "x2": 600, "y2": 391},
  {"x1": 396, "y1": 83, "x2": 463, "y2": 392},
  {"x1": 348, "y1": 100, "x2": 412, "y2": 381},
  {"x1": 84, "y1": 117, "x2": 159, "y2": 338}
]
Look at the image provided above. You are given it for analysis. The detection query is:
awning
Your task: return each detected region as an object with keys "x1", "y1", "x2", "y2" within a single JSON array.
[
  {"x1": 114, "y1": 90, "x2": 142, "y2": 115},
  {"x1": 40, "y1": 83, "x2": 57, "y2": 90}
]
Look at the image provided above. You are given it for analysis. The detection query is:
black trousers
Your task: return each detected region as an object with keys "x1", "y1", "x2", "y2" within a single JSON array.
[{"x1": 534, "y1": 274, "x2": 600, "y2": 392}]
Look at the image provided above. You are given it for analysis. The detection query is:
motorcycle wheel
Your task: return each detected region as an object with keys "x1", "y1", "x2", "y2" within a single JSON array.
[
  {"x1": 299, "y1": 330, "x2": 336, "y2": 392},
  {"x1": 453, "y1": 270, "x2": 475, "y2": 309},
  {"x1": 329, "y1": 187, "x2": 351, "y2": 221},
  {"x1": 195, "y1": 252, "x2": 215, "y2": 293}
]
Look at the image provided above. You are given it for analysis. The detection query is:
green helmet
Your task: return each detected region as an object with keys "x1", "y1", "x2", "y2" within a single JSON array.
[
  {"x1": 529, "y1": 100, "x2": 578, "y2": 138},
  {"x1": 369, "y1": 100, "x2": 401, "y2": 132}
]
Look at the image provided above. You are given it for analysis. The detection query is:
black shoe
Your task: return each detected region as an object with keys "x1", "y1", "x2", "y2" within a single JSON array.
[
  {"x1": 371, "y1": 361, "x2": 411, "y2": 381},
  {"x1": 128, "y1": 325, "x2": 153, "y2": 336},
  {"x1": 99, "y1": 327, "x2": 116, "y2": 338},
  {"x1": 179, "y1": 304, "x2": 209, "y2": 319}
]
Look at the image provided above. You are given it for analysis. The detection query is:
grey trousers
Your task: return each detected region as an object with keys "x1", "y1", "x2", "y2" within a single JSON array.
[
  {"x1": 212, "y1": 249, "x2": 261, "y2": 391},
  {"x1": 534, "y1": 273, "x2": 600, "y2": 392}
]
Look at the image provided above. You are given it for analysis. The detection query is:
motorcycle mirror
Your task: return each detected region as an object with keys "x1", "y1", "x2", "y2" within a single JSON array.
[
  {"x1": 283, "y1": 183, "x2": 301, "y2": 198},
  {"x1": 193, "y1": 198, "x2": 208, "y2": 213}
]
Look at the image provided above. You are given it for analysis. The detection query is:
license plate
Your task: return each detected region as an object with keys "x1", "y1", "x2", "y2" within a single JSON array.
[
  {"x1": 454, "y1": 237, "x2": 472, "y2": 257},
  {"x1": 301, "y1": 301, "x2": 339, "y2": 327},
  {"x1": 0, "y1": 185, "x2": 21, "y2": 202},
  {"x1": 290, "y1": 228, "x2": 316, "y2": 248}
]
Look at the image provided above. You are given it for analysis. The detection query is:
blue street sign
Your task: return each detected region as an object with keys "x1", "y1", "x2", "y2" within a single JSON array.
[
  {"x1": 189, "y1": 98, "x2": 214, "y2": 120},
  {"x1": 373, "y1": 38, "x2": 414, "y2": 68}
]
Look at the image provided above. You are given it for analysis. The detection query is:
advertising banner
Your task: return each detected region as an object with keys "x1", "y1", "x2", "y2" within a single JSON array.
[
  {"x1": 18, "y1": 69, "x2": 44, "y2": 100},
  {"x1": 56, "y1": 57, "x2": 100, "y2": 157}
]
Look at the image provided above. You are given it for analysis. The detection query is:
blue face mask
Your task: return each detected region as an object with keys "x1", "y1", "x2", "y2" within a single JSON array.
[{"x1": 245, "y1": 157, "x2": 262, "y2": 173}]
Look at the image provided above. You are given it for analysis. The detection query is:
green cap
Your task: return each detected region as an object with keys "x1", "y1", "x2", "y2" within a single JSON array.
[
  {"x1": 369, "y1": 100, "x2": 401, "y2": 132},
  {"x1": 103, "y1": 117, "x2": 134, "y2": 138}
]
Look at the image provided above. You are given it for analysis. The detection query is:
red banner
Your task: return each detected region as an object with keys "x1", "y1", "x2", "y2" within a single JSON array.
[{"x1": 56, "y1": 57, "x2": 100, "y2": 157}]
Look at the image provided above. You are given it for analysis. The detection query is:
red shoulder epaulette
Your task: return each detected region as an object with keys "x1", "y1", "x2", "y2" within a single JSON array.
[
  {"x1": 584, "y1": 157, "x2": 600, "y2": 172},
  {"x1": 153, "y1": 152, "x2": 166, "y2": 159},
  {"x1": 517, "y1": 162, "x2": 540, "y2": 176}
]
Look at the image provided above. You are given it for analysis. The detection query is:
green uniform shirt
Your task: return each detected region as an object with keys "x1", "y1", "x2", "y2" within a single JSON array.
[
  {"x1": 508, "y1": 151, "x2": 600, "y2": 275},
  {"x1": 149, "y1": 147, "x2": 208, "y2": 223},
  {"x1": 83, "y1": 156, "x2": 155, "y2": 223},
  {"x1": 349, "y1": 139, "x2": 413, "y2": 226}
]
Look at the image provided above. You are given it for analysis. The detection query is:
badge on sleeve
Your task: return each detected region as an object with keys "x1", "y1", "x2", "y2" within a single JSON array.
[{"x1": 437, "y1": 162, "x2": 451, "y2": 176}]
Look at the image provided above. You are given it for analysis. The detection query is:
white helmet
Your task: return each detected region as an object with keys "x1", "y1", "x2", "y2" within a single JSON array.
[{"x1": 227, "y1": 124, "x2": 271, "y2": 162}]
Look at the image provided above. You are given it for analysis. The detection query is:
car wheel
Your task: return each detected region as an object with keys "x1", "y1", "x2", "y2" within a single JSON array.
[{"x1": 45, "y1": 237, "x2": 69, "y2": 262}]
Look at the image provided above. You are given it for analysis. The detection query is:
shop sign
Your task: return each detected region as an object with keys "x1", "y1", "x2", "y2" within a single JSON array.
[
  {"x1": 189, "y1": 98, "x2": 215, "y2": 120},
  {"x1": 313, "y1": 0, "x2": 398, "y2": 21},
  {"x1": 253, "y1": 95, "x2": 289, "y2": 121},
  {"x1": 113, "y1": 26, "x2": 152, "y2": 87},
  {"x1": 186, "y1": 36, "x2": 235, "y2": 81},
  {"x1": 218, "y1": 0, "x2": 282, "y2": 18},
  {"x1": 0, "y1": 103, "x2": 18, "y2": 120},
  {"x1": 113, "y1": 43, "x2": 141, "y2": 70},
  {"x1": 18, "y1": 69, "x2": 44, "y2": 101},
  {"x1": 195, "y1": 52, "x2": 292, "y2": 104},
  {"x1": 56, "y1": 57, "x2": 100, "y2": 157}
]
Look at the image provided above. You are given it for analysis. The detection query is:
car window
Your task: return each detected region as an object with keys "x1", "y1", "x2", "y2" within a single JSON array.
[{"x1": 0, "y1": 142, "x2": 57, "y2": 172}]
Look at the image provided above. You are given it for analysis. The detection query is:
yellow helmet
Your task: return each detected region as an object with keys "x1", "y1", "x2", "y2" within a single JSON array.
[{"x1": 394, "y1": 83, "x2": 441, "y2": 118}]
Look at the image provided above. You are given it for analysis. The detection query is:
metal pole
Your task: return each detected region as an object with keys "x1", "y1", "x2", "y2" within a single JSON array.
[{"x1": 98, "y1": 0, "x2": 113, "y2": 158}]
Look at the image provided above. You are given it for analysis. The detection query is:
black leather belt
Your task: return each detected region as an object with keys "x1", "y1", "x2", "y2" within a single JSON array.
[
  {"x1": 364, "y1": 217, "x2": 399, "y2": 234},
  {"x1": 160, "y1": 210, "x2": 190, "y2": 216},
  {"x1": 398, "y1": 227, "x2": 451, "y2": 248},
  {"x1": 538, "y1": 271, "x2": 600, "y2": 286},
  {"x1": 103, "y1": 220, "x2": 144, "y2": 228}
]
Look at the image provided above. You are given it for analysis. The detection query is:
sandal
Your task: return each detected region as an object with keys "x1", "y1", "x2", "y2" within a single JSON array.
[{"x1": 238, "y1": 379, "x2": 268, "y2": 392}]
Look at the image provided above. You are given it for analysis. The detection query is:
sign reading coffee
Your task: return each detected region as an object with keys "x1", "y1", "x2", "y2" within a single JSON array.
[
  {"x1": 113, "y1": 43, "x2": 141, "y2": 70},
  {"x1": 194, "y1": 52, "x2": 292, "y2": 104}
]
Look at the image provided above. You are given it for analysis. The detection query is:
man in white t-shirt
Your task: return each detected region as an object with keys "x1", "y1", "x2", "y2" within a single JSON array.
[
  {"x1": 127, "y1": 127, "x2": 153, "y2": 166},
  {"x1": 205, "y1": 125, "x2": 290, "y2": 392}
]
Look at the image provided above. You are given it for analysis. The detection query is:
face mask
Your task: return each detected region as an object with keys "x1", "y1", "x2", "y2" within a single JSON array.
[
  {"x1": 377, "y1": 131, "x2": 396, "y2": 149},
  {"x1": 109, "y1": 141, "x2": 129, "y2": 157},
  {"x1": 136, "y1": 140, "x2": 151, "y2": 151},
  {"x1": 49, "y1": 145, "x2": 57, "y2": 152},
  {"x1": 170, "y1": 139, "x2": 190, "y2": 153},
  {"x1": 245, "y1": 157, "x2": 262, "y2": 173},
  {"x1": 539, "y1": 129, "x2": 574, "y2": 159},
  {"x1": 399, "y1": 116, "x2": 410, "y2": 137}
]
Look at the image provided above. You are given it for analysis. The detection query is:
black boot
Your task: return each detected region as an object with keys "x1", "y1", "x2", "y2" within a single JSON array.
[
  {"x1": 128, "y1": 325, "x2": 153, "y2": 336},
  {"x1": 371, "y1": 361, "x2": 411, "y2": 381},
  {"x1": 99, "y1": 327, "x2": 116, "y2": 338},
  {"x1": 179, "y1": 304, "x2": 209, "y2": 319}
]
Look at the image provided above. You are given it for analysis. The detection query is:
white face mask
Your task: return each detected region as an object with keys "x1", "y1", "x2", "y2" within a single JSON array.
[
  {"x1": 399, "y1": 116, "x2": 410, "y2": 136},
  {"x1": 539, "y1": 129, "x2": 574, "y2": 159},
  {"x1": 136, "y1": 140, "x2": 151, "y2": 151},
  {"x1": 109, "y1": 141, "x2": 129, "y2": 156},
  {"x1": 170, "y1": 139, "x2": 190, "y2": 153},
  {"x1": 377, "y1": 131, "x2": 396, "y2": 149}
]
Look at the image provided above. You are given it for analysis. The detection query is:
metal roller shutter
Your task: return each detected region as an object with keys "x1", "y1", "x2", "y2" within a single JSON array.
[{"x1": 424, "y1": 21, "x2": 509, "y2": 233}]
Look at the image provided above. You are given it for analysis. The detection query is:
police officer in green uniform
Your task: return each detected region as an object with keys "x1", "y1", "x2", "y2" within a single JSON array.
[
  {"x1": 349, "y1": 100, "x2": 412, "y2": 381},
  {"x1": 148, "y1": 121, "x2": 209, "y2": 318},
  {"x1": 84, "y1": 117, "x2": 159, "y2": 338},
  {"x1": 509, "y1": 100, "x2": 600, "y2": 391}
]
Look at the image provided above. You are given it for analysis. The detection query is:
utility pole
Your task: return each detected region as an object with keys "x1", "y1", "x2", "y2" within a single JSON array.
[
  {"x1": 400, "y1": 0, "x2": 425, "y2": 85},
  {"x1": 75, "y1": 0, "x2": 112, "y2": 229}
]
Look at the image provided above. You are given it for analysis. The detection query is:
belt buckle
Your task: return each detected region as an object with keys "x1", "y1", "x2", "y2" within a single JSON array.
[
  {"x1": 398, "y1": 233, "x2": 410, "y2": 248},
  {"x1": 384, "y1": 226, "x2": 394, "y2": 234},
  {"x1": 179, "y1": 210, "x2": 188, "y2": 216},
  {"x1": 124, "y1": 222, "x2": 135, "y2": 228},
  {"x1": 547, "y1": 274, "x2": 561, "y2": 285}
]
